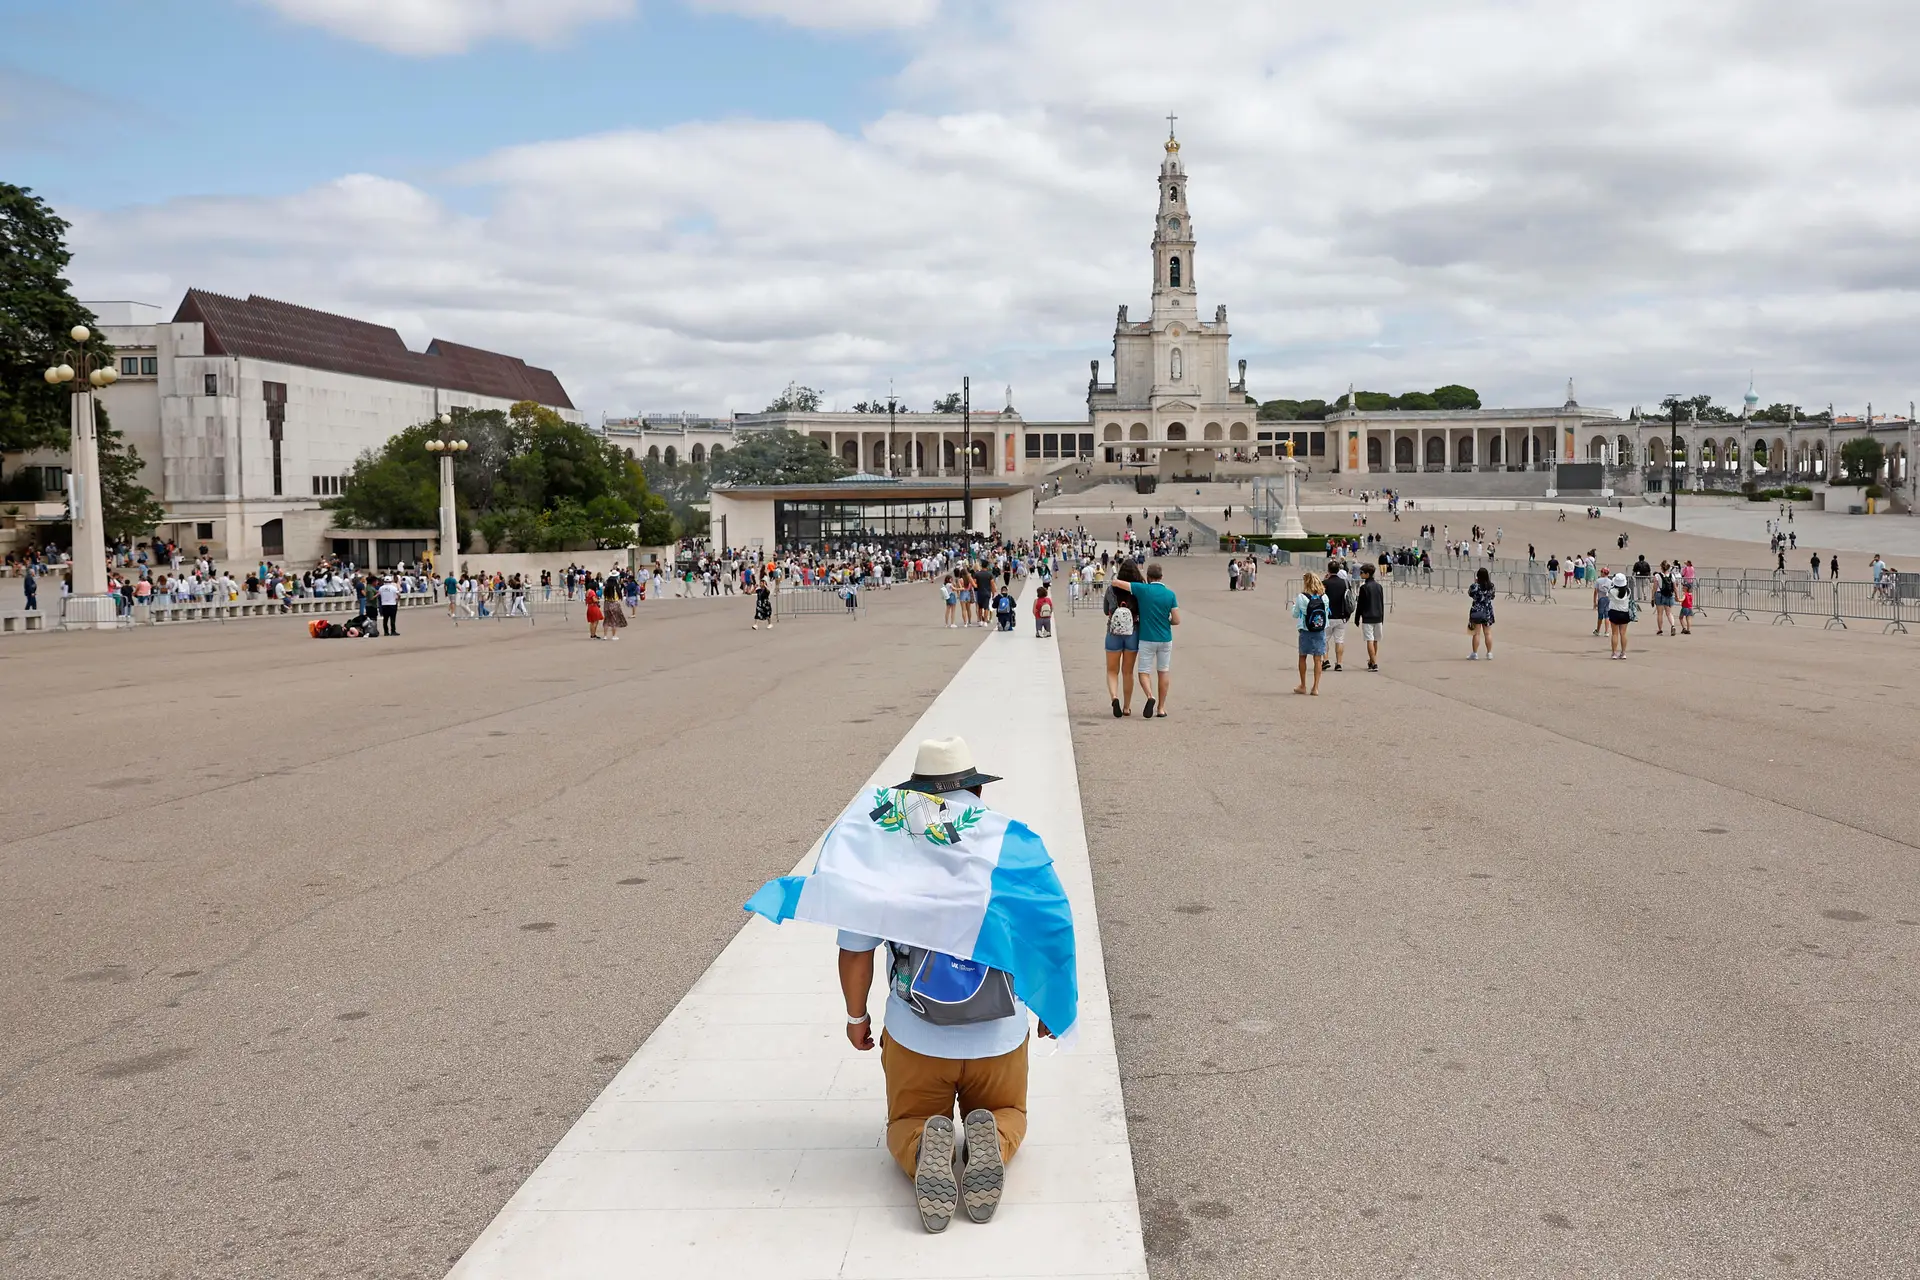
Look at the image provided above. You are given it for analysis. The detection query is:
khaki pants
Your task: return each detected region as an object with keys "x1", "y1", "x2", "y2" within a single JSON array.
[{"x1": 880, "y1": 1031, "x2": 1029, "y2": 1177}]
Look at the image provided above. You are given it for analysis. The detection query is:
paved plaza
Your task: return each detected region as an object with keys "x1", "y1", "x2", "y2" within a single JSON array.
[{"x1": 4, "y1": 526, "x2": 1919, "y2": 1278}]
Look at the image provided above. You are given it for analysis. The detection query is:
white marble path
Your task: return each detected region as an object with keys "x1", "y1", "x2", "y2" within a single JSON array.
[{"x1": 445, "y1": 585, "x2": 1147, "y2": 1280}]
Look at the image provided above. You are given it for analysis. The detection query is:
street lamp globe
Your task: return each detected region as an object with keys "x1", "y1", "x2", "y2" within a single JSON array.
[
  {"x1": 456, "y1": 439, "x2": 469, "y2": 451},
  {"x1": 70, "y1": 325, "x2": 90, "y2": 344},
  {"x1": 426, "y1": 439, "x2": 443, "y2": 452},
  {"x1": 44, "y1": 366, "x2": 62, "y2": 384},
  {"x1": 56, "y1": 364, "x2": 75, "y2": 383}
]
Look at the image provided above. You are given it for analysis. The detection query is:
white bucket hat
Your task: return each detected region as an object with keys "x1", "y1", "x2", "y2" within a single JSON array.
[{"x1": 895, "y1": 736, "x2": 1001, "y2": 793}]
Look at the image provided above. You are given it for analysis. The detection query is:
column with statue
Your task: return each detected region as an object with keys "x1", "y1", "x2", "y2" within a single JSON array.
[{"x1": 1274, "y1": 437, "x2": 1308, "y2": 539}]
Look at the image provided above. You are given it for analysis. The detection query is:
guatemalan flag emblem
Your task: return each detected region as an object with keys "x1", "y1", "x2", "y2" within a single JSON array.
[{"x1": 745, "y1": 787, "x2": 1079, "y2": 1037}]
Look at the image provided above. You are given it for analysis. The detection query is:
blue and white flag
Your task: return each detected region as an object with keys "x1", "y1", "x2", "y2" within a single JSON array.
[{"x1": 745, "y1": 787, "x2": 1078, "y2": 1036}]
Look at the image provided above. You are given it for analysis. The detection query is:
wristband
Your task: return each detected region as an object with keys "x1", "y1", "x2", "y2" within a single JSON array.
[{"x1": 847, "y1": 1013, "x2": 870, "y2": 1025}]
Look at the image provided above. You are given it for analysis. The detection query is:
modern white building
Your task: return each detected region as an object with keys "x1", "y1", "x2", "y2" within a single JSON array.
[{"x1": 7, "y1": 291, "x2": 579, "y2": 566}]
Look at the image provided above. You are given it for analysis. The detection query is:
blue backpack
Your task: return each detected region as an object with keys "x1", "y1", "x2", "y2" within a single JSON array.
[{"x1": 886, "y1": 943, "x2": 1016, "y2": 1026}]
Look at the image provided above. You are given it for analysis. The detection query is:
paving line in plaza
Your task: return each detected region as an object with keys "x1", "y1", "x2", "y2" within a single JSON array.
[{"x1": 445, "y1": 582, "x2": 1147, "y2": 1280}]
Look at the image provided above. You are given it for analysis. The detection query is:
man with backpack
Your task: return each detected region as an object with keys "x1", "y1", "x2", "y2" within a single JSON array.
[
  {"x1": 1292, "y1": 570, "x2": 1329, "y2": 696},
  {"x1": 1322, "y1": 560, "x2": 1353, "y2": 672},
  {"x1": 778, "y1": 738, "x2": 1070, "y2": 1234},
  {"x1": 1356, "y1": 562, "x2": 1386, "y2": 671}
]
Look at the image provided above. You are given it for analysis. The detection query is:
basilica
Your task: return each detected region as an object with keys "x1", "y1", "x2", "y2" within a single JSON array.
[{"x1": 1087, "y1": 130, "x2": 1258, "y2": 476}]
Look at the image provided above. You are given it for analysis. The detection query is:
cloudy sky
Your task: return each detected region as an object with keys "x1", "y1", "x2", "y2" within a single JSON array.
[{"x1": 4, "y1": 0, "x2": 1915, "y2": 421}]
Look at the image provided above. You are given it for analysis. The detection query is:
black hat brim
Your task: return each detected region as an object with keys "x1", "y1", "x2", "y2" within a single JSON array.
[{"x1": 892, "y1": 769, "x2": 1001, "y2": 794}]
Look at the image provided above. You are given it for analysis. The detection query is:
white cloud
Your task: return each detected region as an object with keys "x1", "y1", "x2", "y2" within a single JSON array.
[
  {"x1": 75, "y1": 0, "x2": 1920, "y2": 419},
  {"x1": 252, "y1": 0, "x2": 636, "y2": 55}
]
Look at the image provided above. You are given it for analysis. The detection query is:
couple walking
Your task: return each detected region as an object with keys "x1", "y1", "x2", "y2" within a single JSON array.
[
  {"x1": 1292, "y1": 563, "x2": 1385, "y2": 694},
  {"x1": 1102, "y1": 560, "x2": 1180, "y2": 719}
]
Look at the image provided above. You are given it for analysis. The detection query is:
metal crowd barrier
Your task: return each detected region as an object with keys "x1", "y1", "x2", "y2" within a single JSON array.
[
  {"x1": 773, "y1": 585, "x2": 864, "y2": 619},
  {"x1": 450, "y1": 589, "x2": 573, "y2": 625}
]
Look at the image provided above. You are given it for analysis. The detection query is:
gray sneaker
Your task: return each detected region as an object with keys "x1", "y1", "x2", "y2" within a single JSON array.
[
  {"x1": 914, "y1": 1116, "x2": 959, "y2": 1233},
  {"x1": 960, "y1": 1109, "x2": 1005, "y2": 1223}
]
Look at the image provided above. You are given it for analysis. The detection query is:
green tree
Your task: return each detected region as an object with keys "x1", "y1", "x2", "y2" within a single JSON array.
[
  {"x1": 1430, "y1": 384, "x2": 1481, "y2": 410},
  {"x1": 334, "y1": 401, "x2": 667, "y2": 552},
  {"x1": 1751, "y1": 402, "x2": 1803, "y2": 423},
  {"x1": 1659, "y1": 393, "x2": 1736, "y2": 423},
  {"x1": 931, "y1": 392, "x2": 963, "y2": 412},
  {"x1": 1257, "y1": 398, "x2": 1329, "y2": 421},
  {"x1": 1839, "y1": 436, "x2": 1884, "y2": 485},
  {"x1": 0, "y1": 184, "x2": 113, "y2": 455},
  {"x1": 1393, "y1": 391, "x2": 1439, "y2": 411},
  {"x1": 710, "y1": 426, "x2": 850, "y2": 486},
  {"x1": 1352, "y1": 390, "x2": 1397, "y2": 411},
  {"x1": 766, "y1": 382, "x2": 823, "y2": 412}
]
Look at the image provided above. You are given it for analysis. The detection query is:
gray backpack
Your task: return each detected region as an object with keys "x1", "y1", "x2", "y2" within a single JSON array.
[{"x1": 886, "y1": 942, "x2": 1016, "y2": 1026}]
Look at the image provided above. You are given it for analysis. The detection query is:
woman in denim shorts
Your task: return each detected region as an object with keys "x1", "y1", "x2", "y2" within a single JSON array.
[{"x1": 1103, "y1": 560, "x2": 1143, "y2": 716}]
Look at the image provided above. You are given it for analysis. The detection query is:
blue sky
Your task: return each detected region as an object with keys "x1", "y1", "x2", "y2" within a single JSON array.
[
  {"x1": 1, "y1": 0, "x2": 899, "y2": 210},
  {"x1": 2, "y1": 0, "x2": 1914, "y2": 421}
]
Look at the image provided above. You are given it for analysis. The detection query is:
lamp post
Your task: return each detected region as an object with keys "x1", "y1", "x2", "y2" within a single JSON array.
[
  {"x1": 44, "y1": 325, "x2": 118, "y2": 628},
  {"x1": 962, "y1": 376, "x2": 972, "y2": 534},
  {"x1": 1668, "y1": 397, "x2": 1681, "y2": 533},
  {"x1": 424, "y1": 415, "x2": 469, "y2": 572}
]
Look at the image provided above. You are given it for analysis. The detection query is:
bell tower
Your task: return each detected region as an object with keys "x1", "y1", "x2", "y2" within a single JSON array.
[{"x1": 1151, "y1": 118, "x2": 1197, "y2": 325}]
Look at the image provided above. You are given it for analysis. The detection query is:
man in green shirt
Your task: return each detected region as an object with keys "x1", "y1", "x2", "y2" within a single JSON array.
[{"x1": 1126, "y1": 562, "x2": 1180, "y2": 719}]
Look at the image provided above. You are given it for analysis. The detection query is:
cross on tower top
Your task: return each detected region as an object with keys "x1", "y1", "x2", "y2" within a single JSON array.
[{"x1": 1166, "y1": 112, "x2": 1177, "y2": 138}]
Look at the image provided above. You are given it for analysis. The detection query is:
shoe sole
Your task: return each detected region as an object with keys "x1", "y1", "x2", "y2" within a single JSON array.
[
  {"x1": 915, "y1": 1116, "x2": 958, "y2": 1233},
  {"x1": 961, "y1": 1110, "x2": 1004, "y2": 1223}
]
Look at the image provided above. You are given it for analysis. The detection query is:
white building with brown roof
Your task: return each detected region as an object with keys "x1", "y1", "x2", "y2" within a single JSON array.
[{"x1": 9, "y1": 290, "x2": 578, "y2": 567}]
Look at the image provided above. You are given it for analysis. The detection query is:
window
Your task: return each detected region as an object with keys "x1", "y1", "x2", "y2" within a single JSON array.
[
  {"x1": 40, "y1": 465, "x2": 66, "y2": 491},
  {"x1": 141, "y1": 357, "x2": 157, "y2": 376},
  {"x1": 204, "y1": 372, "x2": 218, "y2": 397},
  {"x1": 120, "y1": 358, "x2": 140, "y2": 375},
  {"x1": 1168, "y1": 256, "x2": 1181, "y2": 288},
  {"x1": 1042, "y1": 433, "x2": 1059, "y2": 458},
  {"x1": 1078, "y1": 434, "x2": 1093, "y2": 456},
  {"x1": 1025, "y1": 433, "x2": 1041, "y2": 458},
  {"x1": 195, "y1": 522, "x2": 214, "y2": 540},
  {"x1": 312, "y1": 476, "x2": 322, "y2": 496},
  {"x1": 1310, "y1": 431, "x2": 1326, "y2": 457}
]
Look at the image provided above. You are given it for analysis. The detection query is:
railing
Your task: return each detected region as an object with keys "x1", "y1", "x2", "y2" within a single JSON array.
[
  {"x1": 449, "y1": 589, "x2": 572, "y2": 624},
  {"x1": 773, "y1": 584, "x2": 864, "y2": 619}
]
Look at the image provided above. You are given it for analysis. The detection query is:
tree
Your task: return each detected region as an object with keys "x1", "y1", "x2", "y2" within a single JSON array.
[
  {"x1": 1659, "y1": 393, "x2": 1736, "y2": 423},
  {"x1": 766, "y1": 382, "x2": 822, "y2": 412},
  {"x1": 93, "y1": 404, "x2": 166, "y2": 542},
  {"x1": 932, "y1": 392, "x2": 963, "y2": 413},
  {"x1": 0, "y1": 184, "x2": 113, "y2": 455},
  {"x1": 1751, "y1": 402, "x2": 1804, "y2": 423},
  {"x1": 333, "y1": 401, "x2": 667, "y2": 552},
  {"x1": 709, "y1": 426, "x2": 850, "y2": 486},
  {"x1": 1430, "y1": 384, "x2": 1480, "y2": 410},
  {"x1": 1393, "y1": 391, "x2": 1439, "y2": 411},
  {"x1": 1258, "y1": 398, "x2": 1330, "y2": 421},
  {"x1": 1839, "y1": 436, "x2": 1884, "y2": 485}
]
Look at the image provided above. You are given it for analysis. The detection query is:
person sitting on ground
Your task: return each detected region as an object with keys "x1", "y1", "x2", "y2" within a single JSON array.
[{"x1": 993, "y1": 589, "x2": 1016, "y2": 631}]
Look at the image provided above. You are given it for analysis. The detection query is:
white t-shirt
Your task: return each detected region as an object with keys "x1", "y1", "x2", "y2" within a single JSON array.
[{"x1": 378, "y1": 582, "x2": 400, "y2": 607}]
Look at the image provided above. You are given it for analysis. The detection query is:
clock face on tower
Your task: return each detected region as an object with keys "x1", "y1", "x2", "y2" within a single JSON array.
[{"x1": 1167, "y1": 217, "x2": 1180, "y2": 235}]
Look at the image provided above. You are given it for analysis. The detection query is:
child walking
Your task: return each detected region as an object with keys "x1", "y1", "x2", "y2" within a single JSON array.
[
  {"x1": 1033, "y1": 585, "x2": 1054, "y2": 637},
  {"x1": 1678, "y1": 586, "x2": 1694, "y2": 634}
]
